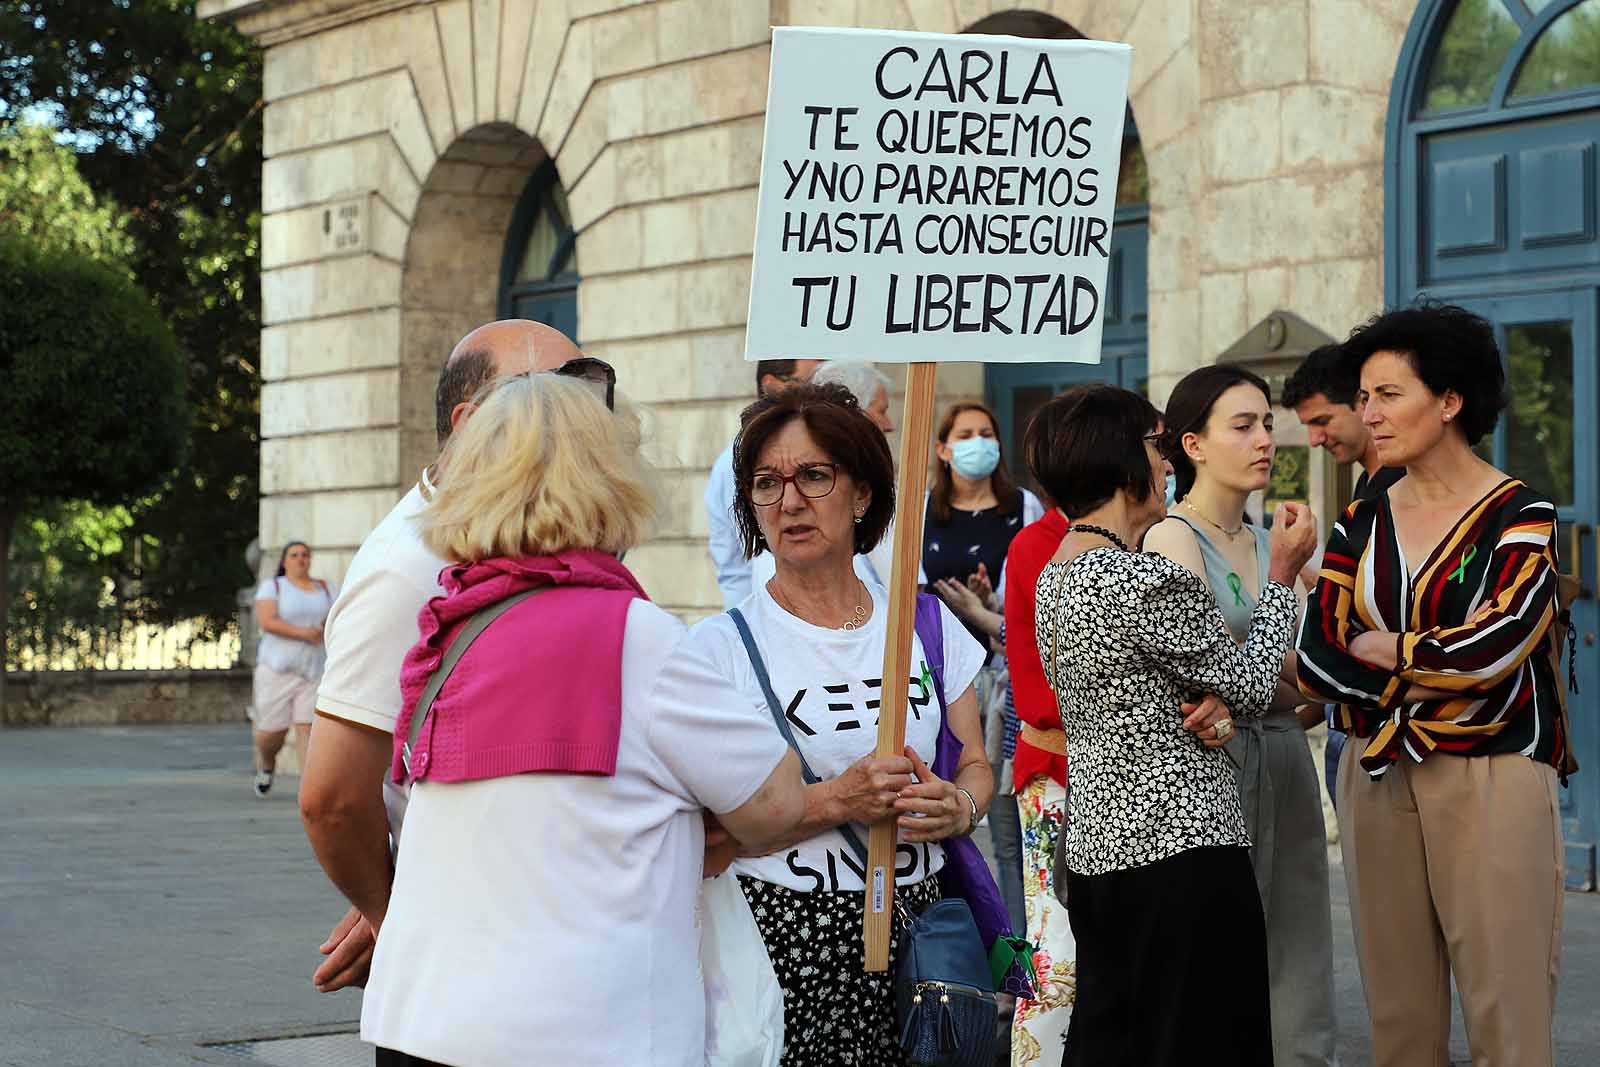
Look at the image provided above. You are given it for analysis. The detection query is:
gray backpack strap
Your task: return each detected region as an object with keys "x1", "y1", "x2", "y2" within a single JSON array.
[
  {"x1": 727, "y1": 607, "x2": 870, "y2": 866},
  {"x1": 402, "y1": 585, "x2": 546, "y2": 780}
]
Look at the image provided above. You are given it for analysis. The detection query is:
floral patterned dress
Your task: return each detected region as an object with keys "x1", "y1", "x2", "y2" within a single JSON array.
[{"x1": 1010, "y1": 773, "x2": 1075, "y2": 1065}]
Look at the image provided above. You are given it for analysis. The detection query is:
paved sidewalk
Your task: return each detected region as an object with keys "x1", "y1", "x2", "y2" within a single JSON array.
[
  {"x1": 2, "y1": 725, "x2": 1597, "y2": 1065},
  {"x1": 0, "y1": 725, "x2": 363, "y2": 1066}
]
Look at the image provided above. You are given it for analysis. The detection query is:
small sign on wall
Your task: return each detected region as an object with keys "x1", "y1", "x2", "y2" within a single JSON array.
[
  {"x1": 320, "y1": 197, "x2": 366, "y2": 256},
  {"x1": 745, "y1": 27, "x2": 1131, "y2": 364}
]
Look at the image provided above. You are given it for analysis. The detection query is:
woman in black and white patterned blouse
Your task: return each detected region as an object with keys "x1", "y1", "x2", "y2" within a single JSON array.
[{"x1": 1024, "y1": 384, "x2": 1317, "y2": 1067}]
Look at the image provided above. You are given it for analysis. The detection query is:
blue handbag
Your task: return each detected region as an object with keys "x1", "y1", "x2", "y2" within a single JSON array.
[
  {"x1": 893, "y1": 897, "x2": 999, "y2": 1067},
  {"x1": 727, "y1": 606, "x2": 999, "y2": 1067}
]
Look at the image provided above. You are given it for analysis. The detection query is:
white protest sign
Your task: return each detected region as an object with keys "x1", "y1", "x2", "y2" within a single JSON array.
[{"x1": 746, "y1": 27, "x2": 1132, "y2": 365}]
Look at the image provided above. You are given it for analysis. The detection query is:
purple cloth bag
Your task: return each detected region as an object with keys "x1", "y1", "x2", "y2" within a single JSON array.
[{"x1": 914, "y1": 592, "x2": 1034, "y2": 997}]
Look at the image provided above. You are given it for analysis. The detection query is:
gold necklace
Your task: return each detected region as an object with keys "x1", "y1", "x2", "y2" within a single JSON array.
[
  {"x1": 1182, "y1": 499, "x2": 1245, "y2": 537},
  {"x1": 773, "y1": 579, "x2": 869, "y2": 631}
]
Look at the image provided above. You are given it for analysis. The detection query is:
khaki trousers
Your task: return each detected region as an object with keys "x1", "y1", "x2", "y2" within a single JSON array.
[{"x1": 1336, "y1": 743, "x2": 1564, "y2": 1067}]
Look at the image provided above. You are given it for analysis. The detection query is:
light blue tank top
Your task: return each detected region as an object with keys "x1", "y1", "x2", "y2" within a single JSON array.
[{"x1": 1166, "y1": 512, "x2": 1271, "y2": 643}]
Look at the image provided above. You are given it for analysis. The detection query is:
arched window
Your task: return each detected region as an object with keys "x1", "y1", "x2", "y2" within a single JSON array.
[
  {"x1": 971, "y1": 11, "x2": 1151, "y2": 468},
  {"x1": 1389, "y1": 0, "x2": 1600, "y2": 889},
  {"x1": 498, "y1": 161, "x2": 579, "y2": 340}
]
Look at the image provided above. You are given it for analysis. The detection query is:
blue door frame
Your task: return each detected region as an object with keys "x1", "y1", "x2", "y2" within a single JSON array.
[
  {"x1": 1387, "y1": 0, "x2": 1600, "y2": 888},
  {"x1": 987, "y1": 205, "x2": 1150, "y2": 481}
]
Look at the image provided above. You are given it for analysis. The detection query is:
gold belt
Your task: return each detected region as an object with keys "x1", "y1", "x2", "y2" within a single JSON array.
[{"x1": 1019, "y1": 722, "x2": 1067, "y2": 756}]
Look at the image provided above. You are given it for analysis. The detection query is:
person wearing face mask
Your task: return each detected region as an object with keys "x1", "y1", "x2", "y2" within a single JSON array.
[
  {"x1": 923, "y1": 403, "x2": 1044, "y2": 642},
  {"x1": 1143, "y1": 365, "x2": 1335, "y2": 1067}
]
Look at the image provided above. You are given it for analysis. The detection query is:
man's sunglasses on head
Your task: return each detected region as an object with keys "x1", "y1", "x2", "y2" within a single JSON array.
[{"x1": 550, "y1": 356, "x2": 616, "y2": 410}]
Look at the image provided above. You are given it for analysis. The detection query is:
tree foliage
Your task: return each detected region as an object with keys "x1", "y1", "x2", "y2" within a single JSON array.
[
  {"x1": 0, "y1": 121, "x2": 136, "y2": 266},
  {"x1": 0, "y1": 0, "x2": 262, "y2": 631},
  {"x1": 0, "y1": 232, "x2": 188, "y2": 497}
]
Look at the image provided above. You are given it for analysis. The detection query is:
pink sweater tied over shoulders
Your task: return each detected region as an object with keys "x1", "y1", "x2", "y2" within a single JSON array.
[{"x1": 392, "y1": 549, "x2": 648, "y2": 785}]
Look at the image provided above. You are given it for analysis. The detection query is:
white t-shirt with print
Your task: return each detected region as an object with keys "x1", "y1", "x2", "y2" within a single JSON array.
[
  {"x1": 689, "y1": 579, "x2": 984, "y2": 893},
  {"x1": 361, "y1": 599, "x2": 790, "y2": 1067},
  {"x1": 253, "y1": 577, "x2": 337, "y2": 680}
]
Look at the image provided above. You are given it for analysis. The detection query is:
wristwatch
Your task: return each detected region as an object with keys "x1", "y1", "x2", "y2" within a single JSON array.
[{"x1": 956, "y1": 787, "x2": 979, "y2": 836}]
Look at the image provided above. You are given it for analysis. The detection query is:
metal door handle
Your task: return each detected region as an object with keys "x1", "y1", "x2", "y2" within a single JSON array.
[{"x1": 1571, "y1": 522, "x2": 1594, "y2": 599}]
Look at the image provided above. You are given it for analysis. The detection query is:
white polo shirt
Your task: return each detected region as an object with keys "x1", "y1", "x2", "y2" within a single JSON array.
[{"x1": 316, "y1": 472, "x2": 447, "y2": 836}]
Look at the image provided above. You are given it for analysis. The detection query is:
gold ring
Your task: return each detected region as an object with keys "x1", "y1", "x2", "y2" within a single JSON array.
[{"x1": 1214, "y1": 718, "x2": 1233, "y2": 740}]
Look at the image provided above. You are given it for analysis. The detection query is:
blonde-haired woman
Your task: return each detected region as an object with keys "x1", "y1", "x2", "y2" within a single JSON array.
[{"x1": 360, "y1": 372, "x2": 806, "y2": 1067}]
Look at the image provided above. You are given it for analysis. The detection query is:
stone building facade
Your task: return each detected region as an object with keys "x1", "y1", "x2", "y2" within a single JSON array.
[
  {"x1": 200, "y1": 0, "x2": 1593, "y2": 602},
  {"x1": 195, "y1": 0, "x2": 1408, "y2": 615},
  {"x1": 203, "y1": 0, "x2": 1600, "y2": 883}
]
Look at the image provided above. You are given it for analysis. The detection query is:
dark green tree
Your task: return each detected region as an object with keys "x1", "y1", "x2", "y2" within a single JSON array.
[
  {"x1": 0, "y1": 0, "x2": 262, "y2": 631},
  {"x1": 0, "y1": 232, "x2": 188, "y2": 705}
]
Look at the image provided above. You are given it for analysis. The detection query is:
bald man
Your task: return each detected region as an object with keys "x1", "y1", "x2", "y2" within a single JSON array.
[{"x1": 299, "y1": 320, "x2": 592, "y2": 996}]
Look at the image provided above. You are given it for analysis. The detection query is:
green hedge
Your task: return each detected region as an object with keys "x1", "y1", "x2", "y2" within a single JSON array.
[{"x1": 0, "y1": 229, "x2": 187, "y2": 504}]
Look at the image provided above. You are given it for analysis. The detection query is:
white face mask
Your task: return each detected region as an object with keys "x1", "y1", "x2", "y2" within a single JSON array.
[{"x1": 949, "y1": 436, "x2": 1001, "y2": 480}]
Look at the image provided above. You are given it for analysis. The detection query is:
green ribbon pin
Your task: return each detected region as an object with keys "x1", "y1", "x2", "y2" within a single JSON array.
[
  {"x1": 1450, "y1": 544, "x2": 1478, "y2": 584},
  {"x1": 1227, "y1": 571, "x2": 1247, "y2": 606},
  {"x1": 988, "y1": 936, "x2": 1040, "y2": 993},
  {"x1": 919, "y1": 659, "x2": 934, "y2": 694}
]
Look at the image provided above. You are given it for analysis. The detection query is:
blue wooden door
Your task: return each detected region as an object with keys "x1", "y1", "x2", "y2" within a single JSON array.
[
  {"x1": 987, "y1": 208, "x2": 1149, "y2": 480},
  {"x1": 1457, "y1": 291, "x2": 1600, "y2": 889},
  {"x1": 1389, "y1": 0, "x2": 1600, "y2": 887}
]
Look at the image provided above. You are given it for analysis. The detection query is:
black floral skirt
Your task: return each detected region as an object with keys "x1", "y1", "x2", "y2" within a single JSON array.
[{"x1": 738, "y1": 874, "x2": 942, "y2": 1067}]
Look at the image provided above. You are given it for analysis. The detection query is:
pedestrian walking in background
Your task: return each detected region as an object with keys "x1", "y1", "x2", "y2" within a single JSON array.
[
  {"x1": 298, "y1": 319, "x2": 602, "y2": 997},
  {"x1": 361, "y1": 372, "x2": 805, "y2": 1067},
  {"x1": 687, "y1": 382, "x2": 991, "y2": 1067},
  {"x1": 1298, "y1": 304, "x2": 1568, "y2": 1067},
  {"x1": 1144, "y1": 365, "x2": 1336, "y2": 1067},
  {"x1": 706, "y1": 358, "x2": 821, "y2": 609},
  {"x1": 1031, "y1": 383, "x2": 1316, "y2": 1066},
  {"x1": 1283, "y1": 342, "x2": 1407, "y2": 806},
  {"x1": 250, "y1": 541, "x2": 335, "y2": 797}
]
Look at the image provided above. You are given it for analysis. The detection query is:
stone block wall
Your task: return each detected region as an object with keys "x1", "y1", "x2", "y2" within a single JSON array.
[
  {"x1": 206, "y1": 0, "x2": 1417, "y2": 614},
  {"x1": 3, "y1": 669, "x2": 253, "y2": 728}
]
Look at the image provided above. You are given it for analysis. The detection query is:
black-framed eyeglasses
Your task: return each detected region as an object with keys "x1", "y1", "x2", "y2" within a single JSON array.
[
  {"x1": 553, "y1": 356, "x2": 616, "y2": 410},
  {"x1": 1142, "y1": 431, "x2": 1163, "y2": 445},
  {"x1": 749, "y1": 463, "x2": 838, "y2": 506}
]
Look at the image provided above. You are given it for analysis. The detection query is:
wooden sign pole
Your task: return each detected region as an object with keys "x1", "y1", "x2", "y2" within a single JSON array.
[{"x1": 864, "y1": 360, "x2": 938, "y2": 972}]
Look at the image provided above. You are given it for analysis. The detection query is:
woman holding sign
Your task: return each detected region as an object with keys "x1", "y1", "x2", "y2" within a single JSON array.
[
  {"x1": 1029, "y1": 383, "x2": 1316, "y2": 1066},
  {"x1": 1142, "y1": 365, "x2": 1336, "y2": 1067},
  {"x1": 687, "y1": 383, "x2": 992, "y2": 1067}
]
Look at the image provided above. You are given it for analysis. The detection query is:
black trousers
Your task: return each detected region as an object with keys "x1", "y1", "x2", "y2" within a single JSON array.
[{"x1": 1062, "y1": 845, "x2": 1273, "y2": 1067}]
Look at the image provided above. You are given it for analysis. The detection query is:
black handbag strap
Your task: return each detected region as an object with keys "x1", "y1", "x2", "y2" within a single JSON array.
[
  {"x1": 402, "y1": 585, "x2": 547, "y2": 780},
  {"x1": 728, "y1": 607, "x2": 870, "y2": 865}
]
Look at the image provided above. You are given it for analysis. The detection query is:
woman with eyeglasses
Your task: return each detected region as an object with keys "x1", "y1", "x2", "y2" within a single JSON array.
[{"x1": 685, "y1": 382, "x2": 993, "y2": 1066}]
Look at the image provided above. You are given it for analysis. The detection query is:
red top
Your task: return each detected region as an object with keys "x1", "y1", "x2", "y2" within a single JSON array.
[{"x1": 1004, "y1": 508, "x2": 1069, "y2": 789}]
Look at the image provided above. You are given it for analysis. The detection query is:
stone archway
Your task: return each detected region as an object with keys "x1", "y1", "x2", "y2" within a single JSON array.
[{"x1": 396, "y1": 124, "x2": 551, "y2": 485}]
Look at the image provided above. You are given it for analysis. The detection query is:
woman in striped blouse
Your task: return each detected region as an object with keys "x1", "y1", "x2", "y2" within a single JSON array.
[{"x1": 1297, "y1": 304, "x2": 1566, "y2": 1067}]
